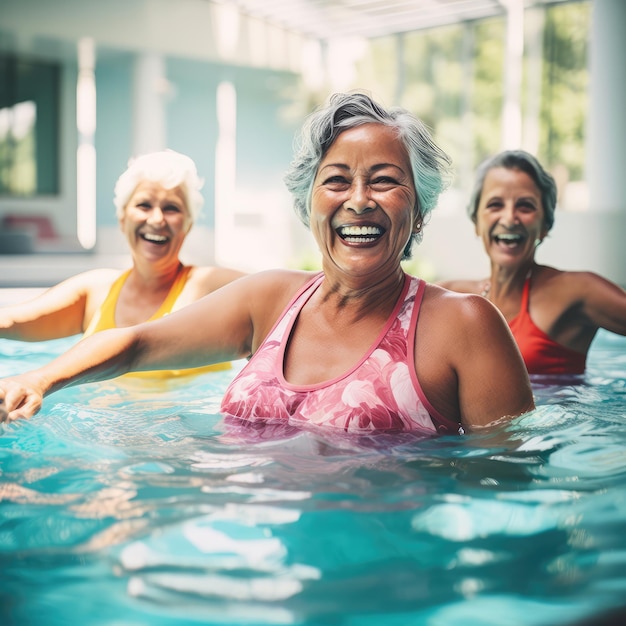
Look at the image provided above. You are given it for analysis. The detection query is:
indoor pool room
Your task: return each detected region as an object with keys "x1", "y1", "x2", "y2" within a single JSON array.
[
  {"x1": 0, "y1": 326, "x2": 625, "y2": 625},
  {"x1": 2, "y1": 1, "x2": 626, "y2": 625}
]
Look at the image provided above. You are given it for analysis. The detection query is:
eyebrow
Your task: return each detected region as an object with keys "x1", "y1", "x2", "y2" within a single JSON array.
[
  {"x1": 319, "y1": 162, "x2": 405, "y2": 174},
  {"x1": 483, "y1": 194, "x2": 539, "y2": 204},
  {"x1": 131, "y1": 194, "x2": 184, "y2": 207}
]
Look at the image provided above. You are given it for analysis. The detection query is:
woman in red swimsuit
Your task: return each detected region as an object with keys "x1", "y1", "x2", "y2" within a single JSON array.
[{"x1": 440, "y1": 150, "x2": 626, "y2": 376}]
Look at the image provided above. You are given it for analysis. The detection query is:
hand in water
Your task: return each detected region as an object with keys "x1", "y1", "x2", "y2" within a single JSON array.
[{"x1": 0, "y1": 375, "x2": 45, "y2": 422}]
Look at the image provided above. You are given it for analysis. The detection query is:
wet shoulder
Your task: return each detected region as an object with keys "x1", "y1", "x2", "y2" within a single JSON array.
[
  {"x1": 534, "y1": 265, "x2": 599, "y2": 300},
  {"x1": 423, "y1": 283, "x2": 504, "y2": 333},
  {"x1": 75, "y1": 267, "x2": 123, "y2": 297}
]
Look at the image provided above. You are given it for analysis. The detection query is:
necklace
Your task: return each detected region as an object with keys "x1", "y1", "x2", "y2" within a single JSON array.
[{"x1": 480, "y1": 267, "x2": 533, "y2": 300}]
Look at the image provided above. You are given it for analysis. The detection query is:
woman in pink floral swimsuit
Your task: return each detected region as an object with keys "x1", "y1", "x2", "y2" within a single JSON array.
[
  {"x1": 221, "y1": 273, "x2": 462, "y2": 434},
  {"x1": 0, "y1": 93, "x2": 534, "y2": 434}
]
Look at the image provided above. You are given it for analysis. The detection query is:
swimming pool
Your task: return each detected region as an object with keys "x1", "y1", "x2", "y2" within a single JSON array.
[{"x1": 0, "y1": 329, "x2": 625, "y2": 625}]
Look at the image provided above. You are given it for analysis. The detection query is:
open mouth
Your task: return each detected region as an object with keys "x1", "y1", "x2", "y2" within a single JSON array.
[
  {"x1": 492, "y1": 233, "x2": 526, "y2": 247},
  {"x1": 140, "y1": 233, "x2": 169, "y2": 245},
  {"x1": 337, "y1": 225, "x2": 384, "y2": 243}
]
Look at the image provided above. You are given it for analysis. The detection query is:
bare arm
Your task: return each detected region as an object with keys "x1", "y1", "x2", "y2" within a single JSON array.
[
  {"x1": 454, "y1": 295, "x2": 535, "y2": 427},
  {"x1": 579, "y1": 271, "x2": 626, "y2": 336},
  {"x1": 0, "y1": 326, "x2": 148, "y2": 421},
  {"x1": 419, "y1": 288, "x2": 534, "y2": 429},
  {"x1": 0, "y1": 269, "x2": 118, "y2": 341},
  {"x1": 0, "y1": 270, "x2": 310, "y2": 422}
]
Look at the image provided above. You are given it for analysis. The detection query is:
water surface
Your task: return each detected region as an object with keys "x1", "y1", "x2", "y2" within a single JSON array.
[{"x1": 0, "y1": 331, "x2": 625, "y2": 626}]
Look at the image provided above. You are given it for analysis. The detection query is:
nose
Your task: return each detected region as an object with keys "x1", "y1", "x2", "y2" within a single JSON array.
[
  {"x1": 500, "y1": 202, "x2": 518, "y2": 227},
  {"x1": 345, "y1": 179, "x2": 375, "y2": 214},
  {"x1": 147, "y1": 206, "x2": 166, "y2": 226}
]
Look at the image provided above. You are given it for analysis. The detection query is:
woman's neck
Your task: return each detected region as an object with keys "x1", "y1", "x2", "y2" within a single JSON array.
[
  {"x1": 129, "y1": 260, "x2": 184, "y2": 293},
  {"x1": 484, "y1": 262, "x2": 535, "y2": 301},
  {"x1": 318, "y1": 266, "x2": 406, "y2": 319}
]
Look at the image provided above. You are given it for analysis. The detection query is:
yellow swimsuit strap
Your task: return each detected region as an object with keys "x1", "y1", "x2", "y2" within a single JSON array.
[
  {"x1": 151, "y1": 264, "x2": 192, "y2": 320},
  {"x1": 84, "y1": 265, "x2": 191, "y2": 336},
  {"x1": 83, "y1": 269, "x2": 131, "y2": 337}
]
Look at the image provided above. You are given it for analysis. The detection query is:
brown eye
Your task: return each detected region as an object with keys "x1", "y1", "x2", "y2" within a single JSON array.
[
  {"x1": 370, "y1": 176, "x2": 397, "y2": 189},
  {"x1": 323, "y1": 176, "x2": 350, "y2": 189},
  {"x1": 517, "y1": 201, "x2": 537, "y2": 212}
]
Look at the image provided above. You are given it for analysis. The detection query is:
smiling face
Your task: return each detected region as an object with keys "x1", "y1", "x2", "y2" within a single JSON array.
[
  {"x1": 475, "y1": 167, "x2": 548, "y2": 270},
  {"x1": 120, "y1": 181, "x2": 192, "y2": 268},
  {"x1": 310, "y1": 123, "x2": 418, "y2": 280}
]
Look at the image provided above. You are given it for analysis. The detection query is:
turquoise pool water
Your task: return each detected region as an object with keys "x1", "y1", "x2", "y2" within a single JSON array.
[{"x1": 0, "y1": 330, "x2": 625, "y2": 626}]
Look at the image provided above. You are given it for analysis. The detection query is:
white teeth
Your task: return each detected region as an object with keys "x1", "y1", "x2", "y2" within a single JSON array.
[
  {"x1": 143, "y1": 233, "x2": 167, "y2": 242},
  {"x1": 339, "y1": 225, "x2": 382, "y2": 236},
  {"x1": 344, "y1": 237, "x2": 378, "y2": 243},
  {"x1": 494, "y1": 233, "x2": 523, "y2": 245}
]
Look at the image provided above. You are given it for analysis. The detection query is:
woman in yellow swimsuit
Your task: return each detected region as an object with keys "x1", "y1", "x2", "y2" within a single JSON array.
[{"x1": 0, "y1": 150, "x2": 244, "y2": 378}]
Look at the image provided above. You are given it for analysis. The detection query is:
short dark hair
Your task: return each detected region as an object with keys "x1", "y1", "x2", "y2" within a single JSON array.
[{"x1": 467, "y1": 150, "x2": 557, "y2": 232}]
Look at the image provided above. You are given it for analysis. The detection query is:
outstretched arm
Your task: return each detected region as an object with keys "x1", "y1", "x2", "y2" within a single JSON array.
[
  {"x1": 0, "y1": 272, "x2": 263, "y2": 422},
  {"x1": 0, "y1": 269, "x2": 117, "y2": 341},
  {"x1": 0, "y1": 270, "x2": 311, "y2": 423},
  {"x1": 0, "y1": 325, "x2": 142, "y2": 421}
]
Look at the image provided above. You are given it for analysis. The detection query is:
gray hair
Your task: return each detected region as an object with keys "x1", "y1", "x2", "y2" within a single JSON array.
[
  {"x1": 467, "y1": 150, "x2": 557, "y2": 232},
  {"x1": 113, "y1": 149, "x2": 204, "y2": 222},
  {"x1": 283, "y1": 92, "x2": 452, "y2": 259}
]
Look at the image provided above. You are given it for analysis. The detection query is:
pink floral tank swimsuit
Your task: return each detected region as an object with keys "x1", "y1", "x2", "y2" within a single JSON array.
[{"x1": 221, "y1": 273, "x2": 462, "y2": 435}]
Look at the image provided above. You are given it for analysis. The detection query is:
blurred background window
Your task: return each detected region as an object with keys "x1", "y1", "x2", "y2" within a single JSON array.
[
  {"x1": 0, "y1": 55, "x2": 60, "y2": 197},
  {"x1": 352, "y1": 1, "x2": 590, "y2": 211}
]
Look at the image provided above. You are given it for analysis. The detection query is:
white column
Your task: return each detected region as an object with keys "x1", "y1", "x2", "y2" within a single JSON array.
[
  {"x1": 76, "y1": 37, "x2": 97, "y2": 250},
  {"x1": 132, "y1": 52, "x2": 168, "y2": 155},
  {"x1": 587, "y1": 0, "x2": 626, "y2": 285},
  {"x1": 459, "y1": 22, "x2": 475, "y2": 194},
  {"x1": 522, "y1": 8, "x2": 544, "y2": 156},
  {"x1": 587, "y1": 0, "x2": 626, "y2": 213},
  {"x1": 214, "y1": 81, "x2": 237, "y2": 268},
  {"x1": 501, "y1": 0, "x2": 524, "y2": 150}
]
